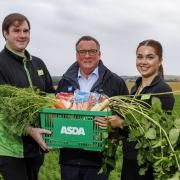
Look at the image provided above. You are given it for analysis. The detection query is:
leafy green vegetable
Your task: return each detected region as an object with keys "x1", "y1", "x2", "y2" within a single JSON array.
[
  {"x1": 108, "y1": 95, "x2": 180, "y2": 179},
  {"x1": 99, "y1": 122, "x2": 120, "y2": 174},
  {"x1": 0, "y1": 85, "x2": 55, "y2": 135},
  {"x1": 169, "y1": 128, "x2": 179, "y2": 146},
  {"x1": 174, "y1": 118, "x2": 180, "y2": 130},
  {"x1": 145, "y1": 128, "x2": 156, "y2": 140}
]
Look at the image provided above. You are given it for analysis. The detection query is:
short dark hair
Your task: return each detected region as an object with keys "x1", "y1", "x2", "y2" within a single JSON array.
[
  {"x1": 2, "y1": 13, "x2": 30, "y2": 35},
  {"x1": 75, "y1": 35, "x2": 100, "y2": 51}
]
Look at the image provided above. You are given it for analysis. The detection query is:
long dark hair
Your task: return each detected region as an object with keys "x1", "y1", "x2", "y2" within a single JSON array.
[{"x1": 136, "y1": 39, "x2": 164, "y2": 79}]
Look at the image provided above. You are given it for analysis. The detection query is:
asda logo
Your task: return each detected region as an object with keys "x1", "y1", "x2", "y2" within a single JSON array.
[{"x1": 60, "y1": 126, "x2": 85, "y2": 135}]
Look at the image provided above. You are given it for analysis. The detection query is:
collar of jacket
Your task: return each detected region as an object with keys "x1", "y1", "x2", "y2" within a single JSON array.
[
  {"x1": 131, "y1": 75, "x2": 162, "y2": 94},
  {"x1": 62, "y1": 60, "x2": 112, "y2": 91},
  {"x1": 4, "y1": 45, "x2": 32, "y2": 63}
]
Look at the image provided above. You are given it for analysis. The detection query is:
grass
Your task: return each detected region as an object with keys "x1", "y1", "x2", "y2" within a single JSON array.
[
  {"x1": 168, "y1": 82, "x2": 180, "y2": 92},
  {"x1": 39, "y1": 151, "x2": 60, "y2": 180}
]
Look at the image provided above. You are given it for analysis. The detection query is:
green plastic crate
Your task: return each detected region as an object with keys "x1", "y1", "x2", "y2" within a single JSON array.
[{"x1": 39, "y1": 108, "x2": 112, "y2": 151}]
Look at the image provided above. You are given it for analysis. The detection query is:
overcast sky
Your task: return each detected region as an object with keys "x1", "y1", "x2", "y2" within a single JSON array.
[{"x1": 0, "y1": 0, "x2": 180, "y2": 76}]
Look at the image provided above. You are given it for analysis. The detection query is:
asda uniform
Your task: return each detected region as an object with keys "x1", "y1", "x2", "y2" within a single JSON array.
[
  {"x1": 121, "y1": 75, "x2": 175, "y2": 180},
  {"x1": 0, "y1": 46, "x2": 54, "y2": 180}
]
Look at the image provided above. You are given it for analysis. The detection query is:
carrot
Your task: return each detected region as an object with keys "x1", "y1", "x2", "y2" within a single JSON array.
[
  {"x1": 54, "y1": 99, "x2": 66, "y2": 109},
  {"x1": 90, "y1": 99, "x2": 110, "y2": 111}
]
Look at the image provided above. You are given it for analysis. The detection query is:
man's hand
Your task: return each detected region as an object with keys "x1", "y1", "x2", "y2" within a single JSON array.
[
  {"x1": 95, "y1": 116, "x2": 109, "y2": 129},
  {"x1": 26, "y1": 127, "x2": 51, "y2": 151}
]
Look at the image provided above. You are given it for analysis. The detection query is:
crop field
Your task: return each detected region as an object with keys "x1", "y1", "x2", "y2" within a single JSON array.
[{"x1": 0, "y1": 82, "x2": 179, "y2": 180}]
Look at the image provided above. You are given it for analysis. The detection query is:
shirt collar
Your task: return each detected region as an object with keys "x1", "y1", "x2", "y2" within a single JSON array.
[
  {"x1": 5, "y1": 44, "x2": 32, "y2": 61},
  {"x1": 131, "y1": 75, "x2": 162, "y2": 94},
  {"x1": 78, "y1": 66, "x2": 99, "y2": 79},
  {"x1": 135, "y1": 75, "x2": 161, "y2": 87}
]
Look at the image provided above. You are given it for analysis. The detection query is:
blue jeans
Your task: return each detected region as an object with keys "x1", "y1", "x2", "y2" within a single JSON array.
[{"x1": 61, "y1": 164, "x2": 110, "y2": 180}]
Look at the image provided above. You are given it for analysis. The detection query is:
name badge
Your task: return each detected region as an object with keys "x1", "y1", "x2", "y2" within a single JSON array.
[
  {"x1": 141, "y1": 94, "x2": 151, "y2": 100},
  {"x1": 37, "y1": 69, "x2": 44, "y2": 76}
]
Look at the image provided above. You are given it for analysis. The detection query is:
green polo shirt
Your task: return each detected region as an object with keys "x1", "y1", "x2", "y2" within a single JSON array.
[{"x1": 0, "y1": 118, "x2": 23, "y2": 157}]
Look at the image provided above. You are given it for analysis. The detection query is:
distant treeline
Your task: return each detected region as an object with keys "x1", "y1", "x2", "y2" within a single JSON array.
[
  {"x1": 52, "y1": 76, "x2": 61, "y2": 86},
  {"x1": 52, "y1": 75, "x2": 180, "y2": 86}
]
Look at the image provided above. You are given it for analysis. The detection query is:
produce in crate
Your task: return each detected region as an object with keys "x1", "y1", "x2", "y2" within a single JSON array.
[
  {"x1": 54, "y1": 99, "x2": 66, "y2": 109},
  {"x1": 56, "y1": 90, "x2": 109, "y2": 110},
  {"x1": 55, "y1": 92, "x2": 73, "y2": 109}
]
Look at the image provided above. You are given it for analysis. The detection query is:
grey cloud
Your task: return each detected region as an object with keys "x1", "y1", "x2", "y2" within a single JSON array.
[{"x1": 0, "y1": 0, "x2": 180, "y2": 76}]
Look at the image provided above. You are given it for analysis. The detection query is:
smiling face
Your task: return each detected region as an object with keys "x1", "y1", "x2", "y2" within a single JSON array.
[
  {"x1": 3, "y1": 20, "x2": 30, "y2": 55},
  {"x1": 76, "y1": 40, "x2": 101, "y2": 76},
  {"x1": 136, "y1": 45, "x2": 162, "y2": 78}
]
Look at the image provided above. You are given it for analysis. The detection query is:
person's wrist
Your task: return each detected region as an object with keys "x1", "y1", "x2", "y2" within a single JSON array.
[
  {"x1": 26, "y1": 126, "x2": 33, "y2": 135},
  {"x1": 118, "y1": 120, "x2": 124, "y2": 129}
]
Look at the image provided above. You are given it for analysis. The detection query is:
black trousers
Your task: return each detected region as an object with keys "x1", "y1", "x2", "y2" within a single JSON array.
[
  {"x1": 0, "y1": 155, "x2": 44, "y2": 180},
  {"x1": 121, "y1": 158, "x2": 154, "y2": 180},
  {"x1": 61, "y1": 164, "x2": 110, "y2": 180}
]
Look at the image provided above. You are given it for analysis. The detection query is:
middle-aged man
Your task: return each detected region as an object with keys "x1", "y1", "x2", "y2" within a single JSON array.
[
  {"x1": 0, "y1": 13, "x2": 54, "y2": 180},
  {"x1": 56, "y1": 35, "x2": 129, "y2": 180}
]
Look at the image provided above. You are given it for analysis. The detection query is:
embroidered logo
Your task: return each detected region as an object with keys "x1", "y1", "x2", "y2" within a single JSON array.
[
  {"x1": 68, "y1": 86, "x2": 73, "y2": 92},
  {"x1": 141, "y1": 94, "x2": 151, "y2": 100},
  {"x1": 37, "y1": 69, "x2": 44, "y2": 76}
]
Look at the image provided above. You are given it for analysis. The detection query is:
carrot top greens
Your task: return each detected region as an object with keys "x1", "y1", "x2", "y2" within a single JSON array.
[{"x1": 0, "y1": 85, "x2": 54, "y2": 135}]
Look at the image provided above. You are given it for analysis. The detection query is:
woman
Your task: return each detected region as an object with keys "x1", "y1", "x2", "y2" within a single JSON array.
[{"x1": 108, "y1": 39, "x2": 175, "y2": 180}]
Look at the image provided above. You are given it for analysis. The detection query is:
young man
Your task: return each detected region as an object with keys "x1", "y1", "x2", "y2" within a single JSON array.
[
  {"x1": 0, "y1": 13, "x2": 54, "y2": 180},
  {"x1": 56, "y1": 35, "x2": 129, "y2": 180}
]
